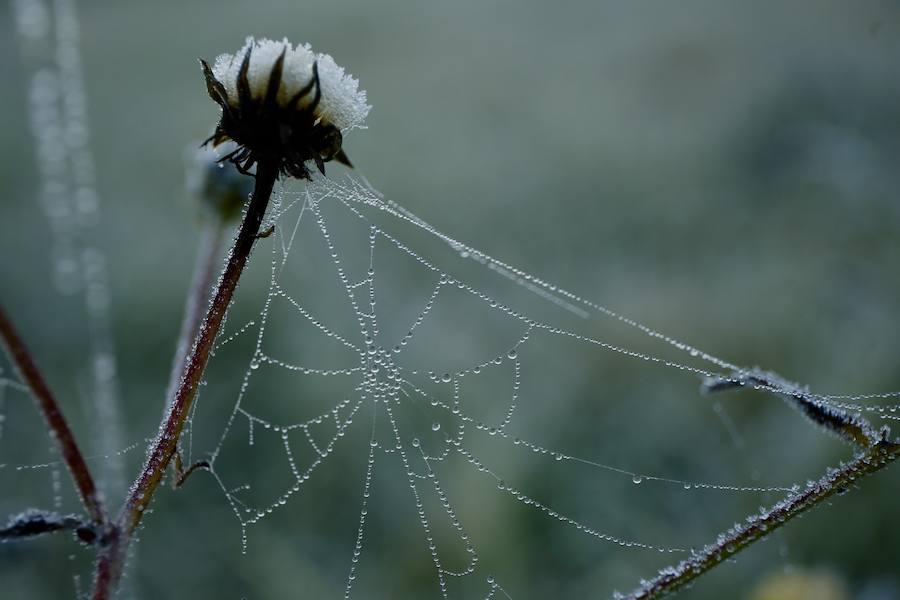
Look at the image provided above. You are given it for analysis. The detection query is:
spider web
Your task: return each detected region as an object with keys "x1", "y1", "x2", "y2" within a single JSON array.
[
  {"x1": 172, "y1": 174, "x2": 900, "y2": 599},
  {"x1": 2, "y1": 171, "x2": 898, "y2": 596},
  {"x1": 1, "y1": 1, "x2": 898, "y2": 597}
]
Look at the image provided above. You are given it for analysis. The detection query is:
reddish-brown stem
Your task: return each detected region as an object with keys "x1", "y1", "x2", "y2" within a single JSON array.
[
  {"x1": 91, "y1": 159, "x2": 279, "y2": 599},
  {"x1": 0, "y1": 304, "x2": 106, "y2": 527},
  {"x1": 162, "y1": 221, "x2": 224, "y2": 417}
]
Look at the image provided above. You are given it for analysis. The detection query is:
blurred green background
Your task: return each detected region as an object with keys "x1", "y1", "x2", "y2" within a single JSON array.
[{"x1": 2, "y1": 0, "x2": 900, "y2": 598}]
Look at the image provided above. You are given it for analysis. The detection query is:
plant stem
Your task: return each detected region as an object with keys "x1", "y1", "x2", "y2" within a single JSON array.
[
  {"x1": 91, "y1": 160, "x2": 278, "y2": 599},
  {"x1": 623, "y1": 436, "x2": 900, "y2": 599},
  {"x1": 703, "y1": 369, "x2": 878, "y2": 447},
  {"x1": 0, "y1": 304, "x2": 106, "y2": 527},
  {"x1": 162, "y1": 221, "x2": 224, "y2": 416}
]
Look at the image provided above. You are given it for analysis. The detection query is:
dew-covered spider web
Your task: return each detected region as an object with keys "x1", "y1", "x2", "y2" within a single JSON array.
[
  {"x1": 2, "y1": 166, "x2": 899, "y2": 596},
  {"x1": 144, "y1": 173, "x2": 900, "y2": 599},
  {"x1": 1, "y1": 0, "x2": 899, "y2": 597}
]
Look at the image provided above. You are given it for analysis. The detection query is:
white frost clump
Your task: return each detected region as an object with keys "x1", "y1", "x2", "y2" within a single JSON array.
[{"x1": 211, "y1": 37, "x2": 370, "y2": 132}]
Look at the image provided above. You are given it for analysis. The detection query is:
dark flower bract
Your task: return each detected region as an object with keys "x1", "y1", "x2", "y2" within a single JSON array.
[{"x1": 200, "y1": 38, "x2": 369, "y2": 180}]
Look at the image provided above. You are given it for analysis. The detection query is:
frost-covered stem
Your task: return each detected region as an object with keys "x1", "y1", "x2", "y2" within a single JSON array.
[
  {"x1": 91, "y1": 160, "x2": 278, "y2": 599},
  {"x1": 623, "y1": 436, "x2": 900, "y2": 600},
  {"x1": 162, "y1": 221, "x2": 224, "y2": 416},
  {"x1": 0, "y1": 304, "x2": 106, "y2": 527},
  {"x1": 703, "y1": 369, "x2": 878, "y2": 447}
]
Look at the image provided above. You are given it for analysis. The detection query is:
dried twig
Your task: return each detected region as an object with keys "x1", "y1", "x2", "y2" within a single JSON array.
[
  {"x1": 622, "y1": 434, "x2": 899, "y2": 599},
  {"x1": 0, "y1": 509, "x2": 94, "y2": 543},
  {"x1": 623, "y1": 371, "x2": 899, "y2": 599},
  {"x1": 0, "y1": 305, "x2": 106, "y2": 528},
  {"x1": 703, "y1": 368, "x2": 878, "y2": 448}
]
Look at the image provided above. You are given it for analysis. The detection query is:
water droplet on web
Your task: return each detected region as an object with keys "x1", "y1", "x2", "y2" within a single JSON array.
[
  {"x1": 632, "y1": 475, "x2": 643, "y2": 484},
  {"x1": 431, "y1": 422, "x2": 441, "y2": 432},
  {"x1": 507, "y1": 349, "x2": 517, "y2": 360}
]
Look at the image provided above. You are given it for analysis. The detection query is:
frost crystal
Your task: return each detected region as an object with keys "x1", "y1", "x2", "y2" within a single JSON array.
[{"x1": 211, "y1": 37, "x2": 370, "y2": 132}]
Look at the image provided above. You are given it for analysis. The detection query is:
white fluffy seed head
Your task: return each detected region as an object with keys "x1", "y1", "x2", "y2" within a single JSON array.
[{"x1": 211, "y1": 37, "x2": 370, "y2": 132}]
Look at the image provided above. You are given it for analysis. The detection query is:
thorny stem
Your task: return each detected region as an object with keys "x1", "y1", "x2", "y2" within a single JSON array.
[
  {"x1": 0, "y1": 304, "x2": 106, "y2": 528},
  {"x1": 91, "y1": 160, "x2": 279, "y2": 599}
]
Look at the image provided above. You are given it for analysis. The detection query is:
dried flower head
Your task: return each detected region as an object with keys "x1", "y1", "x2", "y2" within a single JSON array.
[{"x1": 200, "y1": 37, "x2": 370, "y2": 180}]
